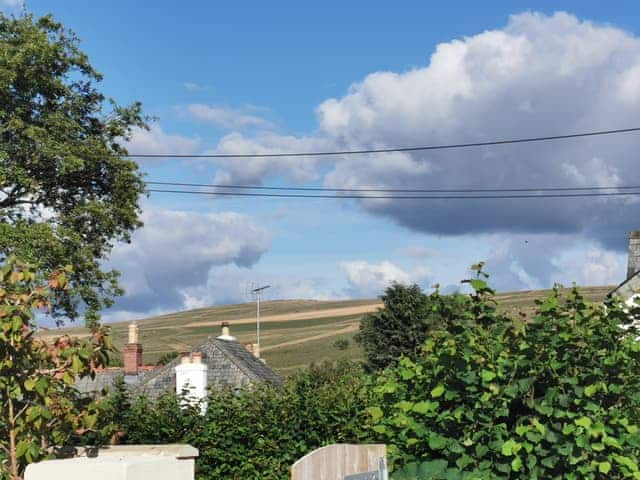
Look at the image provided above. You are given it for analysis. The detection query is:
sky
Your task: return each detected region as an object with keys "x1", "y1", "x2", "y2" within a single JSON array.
[{"x1": 3, "y1": 1, "x2": 640, "y2": 322}]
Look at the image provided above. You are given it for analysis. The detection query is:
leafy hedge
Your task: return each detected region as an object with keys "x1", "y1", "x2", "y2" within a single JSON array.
[
  {"x1": 87, "y1": 267, "x2": 640, "y2": 480},
  {"x1": 370, "y1": 267, "x2": 640, "y2": 479},
  {"x1": 91, "y1": 361, "x2": 372, "y2": 480}
]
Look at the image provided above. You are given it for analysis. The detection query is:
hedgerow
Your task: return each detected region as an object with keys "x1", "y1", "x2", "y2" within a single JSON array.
[
  {"x1": 91, "y1": 360, "x2": 373, "y2": 480},
  {"x1": 88, "y1": 266, "x2": 640, "y2": 480},
  {"x1": 371, "y1": 265, "x2": 640, "y2": 479}
]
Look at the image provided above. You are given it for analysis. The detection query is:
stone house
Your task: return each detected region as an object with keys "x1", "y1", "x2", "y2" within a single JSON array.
[
  {"x1": 609, "y1": 230, "x2": 640, "y2": 305},
  {"x1": 76, "y1": 322, "x2": 280, "y2": 399}
]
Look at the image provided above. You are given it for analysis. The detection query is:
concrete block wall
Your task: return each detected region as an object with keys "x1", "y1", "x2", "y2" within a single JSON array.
[{"x1": 25, "y1": 445, "x2": 198, "y2": 480}]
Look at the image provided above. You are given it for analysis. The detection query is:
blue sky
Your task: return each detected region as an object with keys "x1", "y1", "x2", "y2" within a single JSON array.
[{"x1": 4, "y1": 1, "x2": 640, "y2": 320}]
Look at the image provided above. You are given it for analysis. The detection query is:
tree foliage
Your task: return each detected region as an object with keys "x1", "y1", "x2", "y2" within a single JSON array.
[
  {"x1": 0, "y1": 13, "x2": 147, "y2": 325},
  {"x1": 369, "y1": 267, "x2": 640, "y2": 479},
  {"x1": 0, "y1": 257, "x2": 113, "y2": 480},
  {"x1": 67, "y1": 267, "x2": 640, "y2": 480},
  {"x1": 91, "y1": 361, "x2": 373, "y2": 480},
  {"x1": 356, "y1": 283, "x2": 470, "y2": 371}
]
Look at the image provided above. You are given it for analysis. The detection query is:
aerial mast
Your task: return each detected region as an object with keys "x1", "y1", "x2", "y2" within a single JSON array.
[{"x1": 251, "y1": 285, "x2": 271, "y2": 358}]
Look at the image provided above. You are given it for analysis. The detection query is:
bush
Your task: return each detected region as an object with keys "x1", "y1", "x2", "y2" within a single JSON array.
[
  {"x1": 94, "y1": 360, "x2": 373, "y2": 480},
  {"x1": 369, "y1": 267, "x2": 640, "y2": 479},
  {"x1": 333, "y1": 338, "x2": 350, "y2": 350},
  {"x1": 356, "y1": 283, "x2": 470, "y2": 371},
  {"x1": 89, "y1": 266, "x2": 640, "y2": 480}
]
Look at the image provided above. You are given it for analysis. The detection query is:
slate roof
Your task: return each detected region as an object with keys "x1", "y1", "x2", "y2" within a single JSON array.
[
  {"x1": 76, "y1": 336, "x2": 280, "y2": 398},
  {"x1": 609, "y1": 272, "x2": 640, "y2": 301}
]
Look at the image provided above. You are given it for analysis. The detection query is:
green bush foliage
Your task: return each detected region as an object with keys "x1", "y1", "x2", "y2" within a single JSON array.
[
  {"x1": 93, "y1": 361, "x2": 373, "y2": 480},
  {"x1": 370, "y1": 266, "x2": 640, "y2": 479},
  {"x1": 86, "y1": 267, "x2": 640, "y2": 480},
  {"x1": 356, "y1": 283, "x2": 470, "y2": 371}
]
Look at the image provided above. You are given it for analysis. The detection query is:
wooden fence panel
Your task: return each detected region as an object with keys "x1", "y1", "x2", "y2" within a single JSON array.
[{"x1": 291, "y1": 444, "x2": 387, "y2": 480}]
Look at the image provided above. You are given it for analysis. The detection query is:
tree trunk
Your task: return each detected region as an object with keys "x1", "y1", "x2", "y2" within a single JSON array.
[{"x1": 7, "y1": 396, "x2": 20, "y2": 480}]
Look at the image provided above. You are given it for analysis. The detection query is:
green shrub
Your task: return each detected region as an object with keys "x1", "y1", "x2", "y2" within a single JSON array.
[
  {"x1": 95, "y1": 360, "x2": 373, "y2": 480},
  {"x1": 333, "y1": 338, "x2": 350, "y2": 350},
  {"x1": 370, "y1": 267, "x2": 640, "y2": 479},
  {"x1": 356, "y1": 283, "x2": 471, "y2": 371}
]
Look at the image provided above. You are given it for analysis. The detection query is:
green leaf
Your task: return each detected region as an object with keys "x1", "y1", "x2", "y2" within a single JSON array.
[
  {"x1": 501, "y1": 439, "x2": 520, "y2": 456},
  {"x1": 598, "y1": 462, "x2": 611, "y2": 474},
  {"x1": 413, "y1": 400, "x2": 438, "y2": 414},
  {"x1": 367, "y1": 406, "x2": 384, "y2": 422},
  {"x1": 428, "y1": 432, "x2": 448, "y2": 450},
  {"x1": 431, "y1": 384, "x2": 446, "y2": 398},
  {"x1": 584, "y1": 384, "x2": 599, "y2": 397},
  {"x1": 481, "y1": 370, "x2": 496, "y2": 382},
  {"x1": 511, "y1": 456, "x2": 522, "y2": 472},
  {"x1": 24, "y1": 378, "x2": 36, "y2": 391},
  {"x1": 575, "y1": 417, "x2": 592, "y2": 429}
]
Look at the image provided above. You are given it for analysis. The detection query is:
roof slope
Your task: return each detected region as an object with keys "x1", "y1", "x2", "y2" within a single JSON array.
[
  {"x1": 609, "y1": 272, "x2": 640, "y2": 301},
  {"x1": 132, "y1": 336, "x2": 280, "y2": 398},
  {"x1": 76, "y1": 336, "x2": 280, "y2": 398}
]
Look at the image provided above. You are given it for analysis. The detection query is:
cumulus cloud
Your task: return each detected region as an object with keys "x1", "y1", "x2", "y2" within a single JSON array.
[
  {"x1": 482, "y1": 233, "x2": 624, "y2": 292},
  {"x1": 126, "y1": 125, "x2": 201, "y2": 157},
  {"x1": 340, "y1": 260, "x2": 432, "y2": 297},
  {"x1": 106, "y1": 206, "x2": 270, "y2": 317},
  {"x1": 211, "y1": 131, "x2": 326, "y2": 185},
  {"x1": 0, "y1": 0, "x2": 22, "y2": 9},
  {"x1": 187, "y1": 104, "x2": 272, "y2": 130},
  {"x1": 176, "y1": 266, "x2": 341, "y2": 309},
  {"x1": 208, "y1": 12, "x2": 640, "y2": 255}
]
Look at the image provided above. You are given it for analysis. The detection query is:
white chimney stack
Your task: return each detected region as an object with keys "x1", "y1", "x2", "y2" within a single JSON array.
[
  {"x1": 175, "y1": 353, "x2": 207, "y2": 414},
  {"x1": 217, "y1": 321, "x2": 236, "y2": 341}
]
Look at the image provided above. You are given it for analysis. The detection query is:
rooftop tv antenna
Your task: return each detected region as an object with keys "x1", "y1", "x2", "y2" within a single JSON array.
[{"x1": 251, "y1": 285, "x2": 271, "y2": 358}]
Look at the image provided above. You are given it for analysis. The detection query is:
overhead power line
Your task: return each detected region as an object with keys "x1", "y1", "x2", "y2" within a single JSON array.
[
  {"x1": 147, "y1": 180, "x2": 640, "y2": 194},
  {"x1": 129, "y1": 127, "x2": 640, "y2": 159},
  {"x1": 148, "y1": 188, "x2": 640, "y2": 200}
]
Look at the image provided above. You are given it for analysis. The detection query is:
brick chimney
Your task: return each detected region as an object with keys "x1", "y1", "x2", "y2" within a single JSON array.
[
  {"x1": 627, "y1": 231, "x2": 640, "y2": 280},
  {"x1": 124, "y1": 323, "x2": 143, "y2": 375}
]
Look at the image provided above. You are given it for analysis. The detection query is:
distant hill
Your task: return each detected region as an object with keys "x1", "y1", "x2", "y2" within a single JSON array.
[{"x1": 45, "y1": 286, "x2": 613, "y2": 375}]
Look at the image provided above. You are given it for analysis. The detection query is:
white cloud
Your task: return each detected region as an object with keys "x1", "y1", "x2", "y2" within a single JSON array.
[
  {"x1": 481, "y1": 233, "x2": 624, "y2": 292},
  {"x1": 175, "y1": 266, "x2": 340, "y2": 309},
  {"x1": 207, "y1": 11, "x2": 640, "y2": 257},
  {"x1": 398, "y1": 245, "x2": 441, "y2": 259},
  {"x1": 340, "y1": 260, "x2": 432, "y2": 297},
  {"x1": 107, "y1": 205, "x2": 270, "y2": 316},
  {"x1": 0, "y1": 0, "x2": 22, "y2": 9},
  {"x1": 211, "y1": 131, "x2": 326, "y2": 185},
  {"x1": 187, "y1": 104, "x2": 272, "y2": 129},
  {"x1": 126, "y1": 125, "x2": 201, "y2": 157},
  {"x1": 552, "y1": 248, "x2": 624, "y2": 286},
  {"x1": 183, "y1": 82, "x2": 204, "y2": 92}
]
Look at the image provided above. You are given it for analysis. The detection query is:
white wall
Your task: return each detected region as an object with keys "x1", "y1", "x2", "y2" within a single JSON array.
[
  {"x1": 175, "y1": 360, "x2": 207, "y2": 413},
  {"x1": 25, "y1": 445, "x2": 198, "y2": 480}
]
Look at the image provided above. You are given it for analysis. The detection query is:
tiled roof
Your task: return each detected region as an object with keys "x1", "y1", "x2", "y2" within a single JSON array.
[
  {"x1": 76, "y1": 336, "x2": 280, "y2": 398},
  {"x1": 609, "y1": 272, "x2": 640, "y2": 300}
]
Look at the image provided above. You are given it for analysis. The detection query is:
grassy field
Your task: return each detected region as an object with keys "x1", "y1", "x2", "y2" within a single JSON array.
[{"x1": 43, "y1": 286, "x2": 613, "y2": 375}]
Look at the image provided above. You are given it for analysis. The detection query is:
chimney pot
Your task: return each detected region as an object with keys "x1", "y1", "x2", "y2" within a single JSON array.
[
  {"x1": 627, "y1": 231, "x2": 640, "y2": 280},
  {"x1": 217, "y1": 321, "x2": 236, "y2": 341},
  {"x1": 192, "y1": 352, "x2": 203, "y2": 364},
  {"x1": 128, "y1": 322, "x2": 139, "y2": 344}
]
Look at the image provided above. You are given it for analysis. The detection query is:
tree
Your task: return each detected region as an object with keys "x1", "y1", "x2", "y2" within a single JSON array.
[
  {"x1": 0, "y1": 257, "x2": 113, "y2": 480},
  {"x1": 369, "y1": 268, "x2": 640, "y2": 479},
  {"x1": 0, "y1": 13, "x2": 148, "y2": 326},
  {"x1": 355, "y1": 283, "x2": 469, "y2": 371}
]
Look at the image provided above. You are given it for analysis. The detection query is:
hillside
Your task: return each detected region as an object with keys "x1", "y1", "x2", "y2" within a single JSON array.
[{"x1": 44, "y1": 286, "x2": 613, "y2": 375}]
